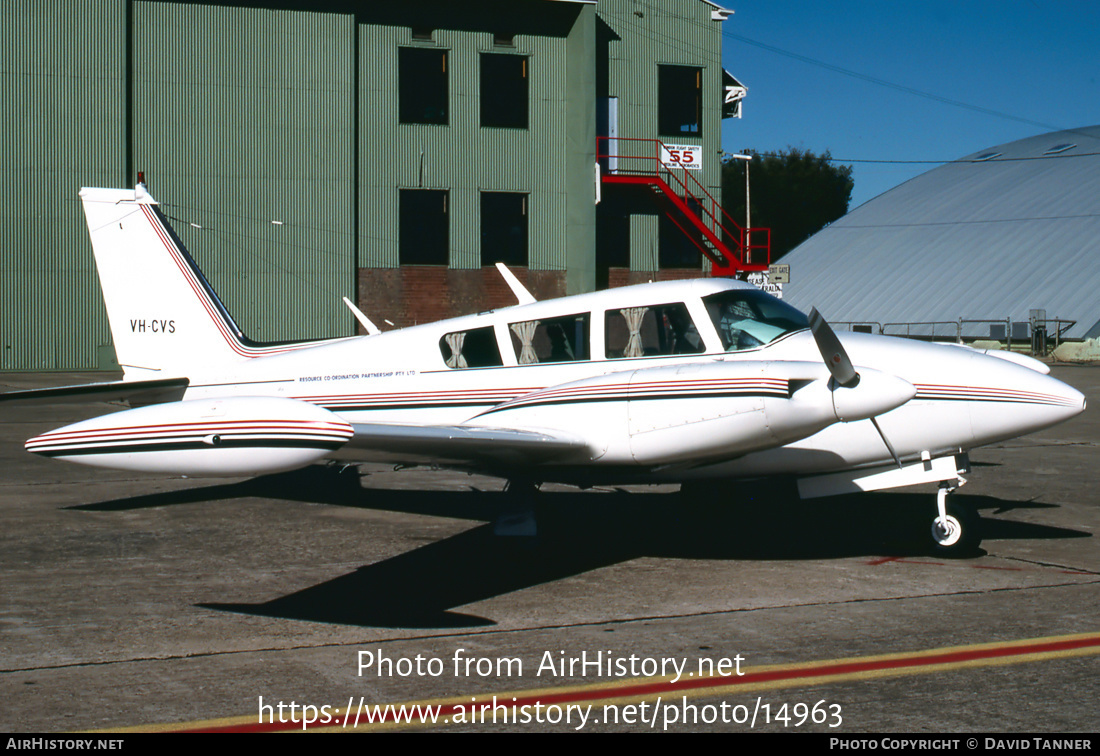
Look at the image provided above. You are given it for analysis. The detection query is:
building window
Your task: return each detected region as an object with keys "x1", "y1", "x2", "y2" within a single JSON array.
[
  {"x1": 658, "y1": 65, "x2": 702, "y2": 137},
  {"x1": 481, "y1": 192, "x2": 527, "y2": 266},
  {"x1": 399, "y1": 47, "x2": 448, "y2": 125},
  {"x1": 400, "y1": 189, "x2": 448, "y2": 264},
  {"x1": 480, "y1": 54, "x2": 528, "y2": 129}
]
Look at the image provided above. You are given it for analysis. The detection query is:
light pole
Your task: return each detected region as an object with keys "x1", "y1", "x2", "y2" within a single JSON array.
[{"x1": 728, "y1": 153, "x2": 752, "y2": 264}]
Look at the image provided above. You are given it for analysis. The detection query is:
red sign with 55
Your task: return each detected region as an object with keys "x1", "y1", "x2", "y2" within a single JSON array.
[{"x1": 659, "y1": 144, "x2": 702, "y2": 171}]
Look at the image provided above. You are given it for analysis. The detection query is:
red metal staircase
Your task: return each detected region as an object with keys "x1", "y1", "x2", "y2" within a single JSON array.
[{"x1": 597, "y1": 137, "x2": 770, "y2": 276}]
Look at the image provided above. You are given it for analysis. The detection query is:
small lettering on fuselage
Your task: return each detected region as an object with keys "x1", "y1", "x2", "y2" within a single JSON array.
[
  {"x1": 130, "y1": 318, "x2": 175, "y2": 333},
  {"x1": 296, "y1": 370, "x2": 417, "y2": 383}
]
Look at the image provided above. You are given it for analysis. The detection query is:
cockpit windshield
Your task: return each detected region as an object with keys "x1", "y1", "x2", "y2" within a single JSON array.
[{"x1": 702, "y1": 289, "x2": 810, "y2": 351}]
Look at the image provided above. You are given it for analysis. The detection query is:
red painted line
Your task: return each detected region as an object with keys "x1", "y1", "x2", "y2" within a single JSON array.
[
  {"x1": 865, "y1": 557, "x2": 944, "y2": 567},
  {"x1": 36, "y1": 425, "x2": 350, "y2": 443},
  {"x1": 29, "y1": 421, "x2": 353, "y2": 446},
  {"x1": 496, "y1": 379, "x2": 787, "y2": 409},
  {"x1": 913, "y1": 383, "x2": 1077, "y2": 407},
  {"x1": 183, "y1": 633, "x2": 1100, "y2": 733}
]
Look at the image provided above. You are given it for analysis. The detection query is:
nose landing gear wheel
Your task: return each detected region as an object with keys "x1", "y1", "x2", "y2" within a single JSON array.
[
  {"x1": 930, "y1": 483, "x2": 980, "y2": 556},
  {"x1": 932, "y1": 514, "x2": 963, "y2": 548}
]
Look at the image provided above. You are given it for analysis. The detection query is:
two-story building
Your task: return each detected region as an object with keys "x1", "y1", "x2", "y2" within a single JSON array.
[{"x1": 1, "y1": 0, "x2": 755, "y2": 370}]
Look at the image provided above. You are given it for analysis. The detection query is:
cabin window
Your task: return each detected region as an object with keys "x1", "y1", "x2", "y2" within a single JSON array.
[
  {"x1": 658, "y1": 65, "x2": 702, "y2": 137},
  {"x1": 439, "y1": 326, "x2": 503, "y2": 368},
  {"x1": 400, "y1": 47, "x2": 448, "y2": 125},
  {"x1": 481, "y1": 192, "x2": 527, "y2": 266},
  {"x1": 508, "y1": 313, "x2": 590, "y2": 365},
  {"x1": 400, "y1": 189, "x2": 448, "y2": 264},
  {"x1": 702, "y1": 289, "x2": 810, "y2": 351},
  {"x1": 481, "y1": 53, "x2": 528, "y2": 129},
  {"x1": 605, "y1": 303, "x2": 705, "y2": 358}
]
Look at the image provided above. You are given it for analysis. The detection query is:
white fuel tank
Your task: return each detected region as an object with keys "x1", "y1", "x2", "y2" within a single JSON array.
[{"x1": 25, "y1": 397, "x2": 353, "y2": 476}]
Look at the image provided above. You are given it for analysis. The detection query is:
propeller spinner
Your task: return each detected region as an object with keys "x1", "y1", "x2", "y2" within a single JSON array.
[{"x1": 808, "y1": 307, "x2": 905, "y2": 468}]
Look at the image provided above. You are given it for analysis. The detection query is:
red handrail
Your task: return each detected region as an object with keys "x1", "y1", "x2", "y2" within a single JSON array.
[{"x1": 597, "y1": 136, "x2": 771, "y2": 270}]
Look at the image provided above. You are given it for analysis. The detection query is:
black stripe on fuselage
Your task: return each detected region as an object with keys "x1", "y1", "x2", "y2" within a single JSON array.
[
  {"x1": 315, "y1": 388, "x2": 790, "y2": 416},
  {"x1": 476, "y1": 388, "x2": 790, "y2": 416},
  {"x1": 32, "y1": 438, "x2": 347, "y2": 457}
]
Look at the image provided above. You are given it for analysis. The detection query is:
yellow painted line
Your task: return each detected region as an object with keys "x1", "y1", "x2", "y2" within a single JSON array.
[{"x1": 98, "y1": 630, "x2": 1100, "y2": 733}]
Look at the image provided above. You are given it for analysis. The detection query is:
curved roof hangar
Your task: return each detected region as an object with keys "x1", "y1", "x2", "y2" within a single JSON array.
[{"x1": 781, "y1": 126, "x2": 1100, "y2": 339}]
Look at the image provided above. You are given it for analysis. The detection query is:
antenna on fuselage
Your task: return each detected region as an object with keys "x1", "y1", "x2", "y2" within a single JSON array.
[
  {"x1": 342, "y1": 296, "x2": 381, "y2": 335},
  {"x1": 495, "y1": 262, "x2": 537, "y2": 305}
]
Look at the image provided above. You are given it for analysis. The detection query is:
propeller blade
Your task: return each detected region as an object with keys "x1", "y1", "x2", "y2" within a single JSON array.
[
  {"x1": 808, "y1": 307, "x2": 859, "y2": 388},
  {"x1": 808, "y1": 309, "x2": 906, "y2": 468}
]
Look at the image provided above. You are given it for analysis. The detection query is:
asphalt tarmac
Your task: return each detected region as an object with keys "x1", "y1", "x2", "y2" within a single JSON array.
[{"x1": 2, "y1": 366, "x2": 1097, "y2": 733}]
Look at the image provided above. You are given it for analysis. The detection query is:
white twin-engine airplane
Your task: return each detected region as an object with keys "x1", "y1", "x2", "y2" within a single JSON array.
[{"x1": 4, "y1": 184, "x2": 1087, "y2": 554}]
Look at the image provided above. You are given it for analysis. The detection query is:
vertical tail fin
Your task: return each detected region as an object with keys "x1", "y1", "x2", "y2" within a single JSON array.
[{"x1": 80, "y1": 185, "x2": 249, "y2": 378}]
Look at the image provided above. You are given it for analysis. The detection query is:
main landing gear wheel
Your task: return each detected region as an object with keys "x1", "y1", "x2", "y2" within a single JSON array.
[{"x1": 930, "y1": 482, "x2": 981, "y2": 557}]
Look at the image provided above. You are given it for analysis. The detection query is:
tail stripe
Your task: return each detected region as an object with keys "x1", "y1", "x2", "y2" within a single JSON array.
[{"x1": 140, "y1": 205, "x2": 329, "y2": 359}]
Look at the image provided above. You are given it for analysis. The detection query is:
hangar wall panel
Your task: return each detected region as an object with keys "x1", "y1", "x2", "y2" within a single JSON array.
[
  {"x1": 0, "y1": 0, "x2": 127, "y2": 369},
  {"x1": 132, "y1": 1, "x2": 357, "y2": 343}
]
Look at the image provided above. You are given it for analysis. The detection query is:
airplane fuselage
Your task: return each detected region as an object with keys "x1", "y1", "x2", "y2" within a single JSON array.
[{"x1": 167, "y1": 278, "x2": 1083, "y2": 484}]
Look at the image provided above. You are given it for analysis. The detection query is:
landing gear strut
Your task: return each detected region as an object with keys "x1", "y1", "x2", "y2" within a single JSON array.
[
  {"x1": 930, "y1": 479, "x2": 980, "y2": 556},
  {"x1": 494, "y1": 479, "x2": 540, "y2": 536}
]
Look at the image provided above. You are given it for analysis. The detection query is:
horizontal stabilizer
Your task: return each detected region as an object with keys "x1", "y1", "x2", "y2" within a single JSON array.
[{"x1": 0, "y1": 377, "x2": 189, "y2": 407}]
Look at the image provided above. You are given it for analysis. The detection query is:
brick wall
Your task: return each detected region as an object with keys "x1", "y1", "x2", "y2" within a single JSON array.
[
  {"x1": 606, "y1": 267, "x2": 707, "y2": 288},
  {"x1": 357, "y1": 266, "x2": 709, "y2": 331},
  {"x1": 357, "y1": 267, "x2": 568, "y2": 330}
]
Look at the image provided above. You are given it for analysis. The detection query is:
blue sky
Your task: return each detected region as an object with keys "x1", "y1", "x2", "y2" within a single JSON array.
[{"x1": 719, "y1": 1, "x2": 1100, "y2": 209}]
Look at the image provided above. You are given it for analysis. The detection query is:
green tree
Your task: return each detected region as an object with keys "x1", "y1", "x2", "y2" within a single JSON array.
[{"x1": 721, "y1": 148, "x2": 854, "y2": 261}]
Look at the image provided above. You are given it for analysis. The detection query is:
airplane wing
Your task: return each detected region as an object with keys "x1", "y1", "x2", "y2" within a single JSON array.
[
  {"x1": 341, "y1": 422, "x2": 593, "y2": 467},
  {"x1": 0, "y1": 377, "x2": 189, "y2": 406}
]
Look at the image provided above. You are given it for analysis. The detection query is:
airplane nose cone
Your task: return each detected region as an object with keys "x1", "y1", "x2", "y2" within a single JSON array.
[
  {"x1": 1054, "y1": 379, "x2": 1087, "y2": 418},
  {"x1": 1025, "y1": 370, "x2": 1086, "y2": 423},
  {"x1": 965, "y1": 357, "x2": 1087, "y2": 445}
]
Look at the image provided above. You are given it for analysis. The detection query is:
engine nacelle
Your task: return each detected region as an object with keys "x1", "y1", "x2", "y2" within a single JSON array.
[
  {"x1": 25, "y1": 397, "x2": 353, "y2": 476},
  {"x1": 473, "y1": 360, "x2": 914, "y2": 467}
]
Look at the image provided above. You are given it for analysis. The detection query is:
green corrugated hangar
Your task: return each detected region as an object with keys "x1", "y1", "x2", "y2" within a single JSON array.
[{"x1": 1, "y1": 0, "x2": 755, "y2": 371}]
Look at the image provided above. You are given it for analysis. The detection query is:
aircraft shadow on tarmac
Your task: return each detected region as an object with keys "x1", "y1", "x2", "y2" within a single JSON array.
[{"x1": 73, "y1": 465, "x2": 1091, "y2": 629}]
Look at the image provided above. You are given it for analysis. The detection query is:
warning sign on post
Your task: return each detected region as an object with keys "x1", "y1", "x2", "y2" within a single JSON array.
[{"x1": 746, "y1": 271, "x2": 784, "y2": 299}]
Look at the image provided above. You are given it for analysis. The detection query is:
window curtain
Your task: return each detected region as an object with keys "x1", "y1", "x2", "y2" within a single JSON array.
[
  {"x1": 444, "y1": 332, "x2": 467, "y2": 368},
  {"x1": 510, "y1": 321, "x2": 539, "y2": 364},
  {"x1": 621, "y1": 307, "x2": 648, "y2": 358}
]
